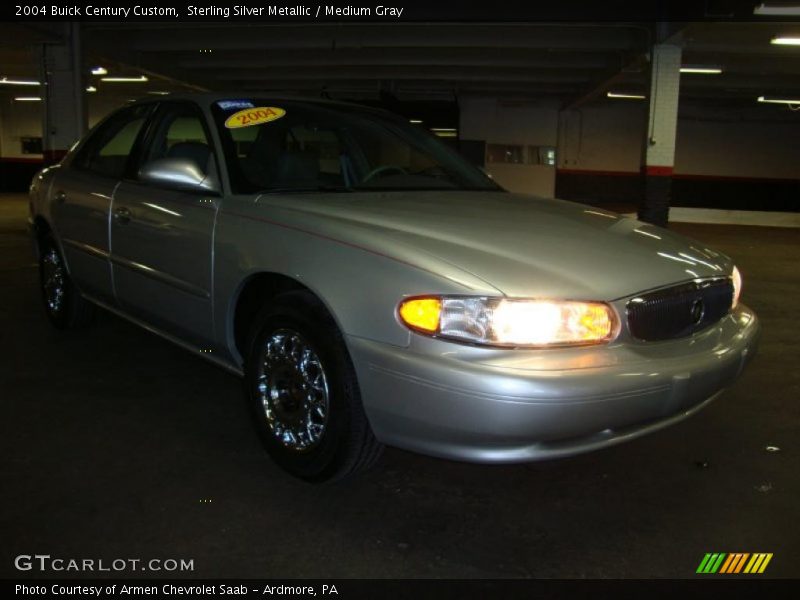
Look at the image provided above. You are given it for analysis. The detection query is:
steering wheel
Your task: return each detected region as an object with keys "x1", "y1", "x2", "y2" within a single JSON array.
[{"x1": 361, "y1": 164, "x2": 408, "y2": 183}]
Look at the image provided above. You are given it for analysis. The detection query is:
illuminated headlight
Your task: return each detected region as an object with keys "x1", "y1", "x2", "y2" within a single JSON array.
[
  {"x1": 398, "y1": 296, "x2": 618, "y2": 347},
  {"x1": 731, "y1": 265, "x2": 742, "y2": 308}
]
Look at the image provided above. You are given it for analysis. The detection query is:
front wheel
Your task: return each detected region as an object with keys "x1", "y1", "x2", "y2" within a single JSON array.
[
  {"x1": 244, "y1": 291, "x2": 383, "y2": 482},
  {"x1": 38, "y1": 234, "x2": 95, "y2": 329}
]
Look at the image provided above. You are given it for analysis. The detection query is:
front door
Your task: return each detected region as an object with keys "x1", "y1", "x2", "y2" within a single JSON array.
[{"x1": 110, "y1": 102, "x2": 220, "y2": 347}]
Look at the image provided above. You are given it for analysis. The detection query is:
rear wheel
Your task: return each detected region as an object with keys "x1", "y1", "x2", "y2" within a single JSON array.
[
  {"x1": 38, "y1": 234, "x2": 95, "y2": 329},
  {"x1": 244, "y1": 291, "x2": 383, "y2": 482}
]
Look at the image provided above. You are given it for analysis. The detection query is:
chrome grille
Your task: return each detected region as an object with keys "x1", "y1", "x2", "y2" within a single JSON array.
[{"x1": 627, "y1": 278, "x2": 734, "y2": 341}]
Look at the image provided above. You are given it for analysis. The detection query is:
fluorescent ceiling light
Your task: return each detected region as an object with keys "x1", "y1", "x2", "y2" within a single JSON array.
[
  {"x1": 680, "y1": 67, "x2": 723, "y2": 74},
  {"x1": 771, "y1": 36, "x2": 800, "y2": 45},
  {"x1": 147, "y1": 91, "x2": 170, "y2": 95},
  {"x1": 90, "y1": 66, "x2": 108, "y2": 76},
  {"x1": 86, "y1": 86, "x2": 97, "y2": 93},
  {"x1": 754, "y1": 4, "x2": 800, "y2": 16},
  {"x1": 409, "y1": 119, "x2": 423, "y2": 123},
  {"x1": 757, "y1": 95, "x2": 800, "y2": 104},
  {"x1": 430, "y1": 127, "x2": 457, "y2": 132},
  {"x1": 433, "y1": 131, "x2": 458, "y2": 138},
  {"x1": 14, "y1": 96, "x2": 42, "y2": 101},
  {"x1": 607, "y1": 92, "x2": 646, "y2": 100},
  {"x1": 101, "y1": 75, "x2": 148, "y2": 83},
  {"x1": 1, "y1": 77, "x2": 41, "y2": 86}
]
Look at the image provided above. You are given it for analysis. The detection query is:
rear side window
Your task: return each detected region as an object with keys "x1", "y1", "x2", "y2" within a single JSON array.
[{"x1": 73, "y1": 104, "x2": 152, "y2": 178}]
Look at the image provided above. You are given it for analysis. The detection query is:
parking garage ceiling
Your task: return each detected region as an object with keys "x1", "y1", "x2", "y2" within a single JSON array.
[{"x1": 2, "y1": 21, "x2": 800, "y2": 108}]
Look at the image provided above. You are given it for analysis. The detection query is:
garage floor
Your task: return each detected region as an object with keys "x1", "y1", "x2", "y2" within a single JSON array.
[{"x1": 1, "y1": 193, "x2": 798, "y2": 578}]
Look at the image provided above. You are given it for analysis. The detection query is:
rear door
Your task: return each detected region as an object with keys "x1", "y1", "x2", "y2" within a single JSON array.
[
  {"x1": 51, "y1": 104, "x2": 153, "y2": 303},
  {"x1": 109, "y1": 101, "x2": 220, "y2": 346}
]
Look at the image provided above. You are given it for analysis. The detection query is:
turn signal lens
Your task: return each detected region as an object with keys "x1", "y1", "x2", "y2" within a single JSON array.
[
  {"x1": 398, "y1": 297, "x2": 442, "y2": 333},
  {"x1": 397, "y1": 296, "x2": 617, "y2": 347},
  {"x1": 731, "y1": 265, "x2": 742, "y2": 308}
]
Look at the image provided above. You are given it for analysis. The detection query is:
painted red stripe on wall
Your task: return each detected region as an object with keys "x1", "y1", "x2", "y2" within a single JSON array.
[
  {"x1": 0, "y1": 157, "x2": 45, "y2": 164},
  {"x1": 645, "y1": 165, "x2": 674, "y2": 177}
]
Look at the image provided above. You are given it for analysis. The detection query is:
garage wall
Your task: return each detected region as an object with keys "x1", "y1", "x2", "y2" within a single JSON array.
[
  {"x1": 555, "y1": 101, "x2": 800, "y2": 212},
  {"x1": 0, "y1": 98, "x2": 46, "y2": 192},
  {"x1": 558, "y1": 103, "x2": 646, "y2": 173},
  {"x1": 0, "y1": 94, "x2": 129, "y2": 156},
  {"x1": 558, "y1": 102, "x2": 800, "y2": 178},
  {"x1": 2, "y1": 93, "x2": 798, "y2": 210},
  {"x1": 459, "y1": 97, "x2": 559, "y2": 198},
  {"x1": 675, "y1": 116, "x2": 800, "y2": 179},
  {"x1": 0, "y1": 98, "x2": 43, "y2": 159},
  {"x1": 0, "y1": 95, "x2": 133, "y2": 192}
]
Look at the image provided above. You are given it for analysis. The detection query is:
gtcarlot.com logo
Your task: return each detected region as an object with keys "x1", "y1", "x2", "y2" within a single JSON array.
[
  {"x1": 14, "y1": 554, "x2": 194, "y2": 573},
  {"x1": 696, "y1": 552, "x2": 773, "y2": 574}
]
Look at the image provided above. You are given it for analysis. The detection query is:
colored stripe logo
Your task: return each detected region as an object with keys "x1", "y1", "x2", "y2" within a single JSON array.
[{"x1": 697, "y1": 553, "x2": 773, "y2": 574}]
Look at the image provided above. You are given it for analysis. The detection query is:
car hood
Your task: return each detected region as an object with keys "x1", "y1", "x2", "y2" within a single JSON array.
[{"x1": 257, "y1": 191, "x2": 733, "y2": 300}]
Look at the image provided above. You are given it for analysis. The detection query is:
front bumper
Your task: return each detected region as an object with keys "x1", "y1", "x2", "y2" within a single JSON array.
[{"x1": 347, "y1": 305, "x2": 760, "y2": 463}]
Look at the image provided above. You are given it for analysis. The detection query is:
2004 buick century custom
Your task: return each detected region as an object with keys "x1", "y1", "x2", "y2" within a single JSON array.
[{"x1": 29, "y1": 95, "x2": 760, "y2": 481}]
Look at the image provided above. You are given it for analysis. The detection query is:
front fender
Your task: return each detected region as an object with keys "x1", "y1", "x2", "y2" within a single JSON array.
[{"x1": 212, "y1": 198, "x2": 501, "y2": 366}]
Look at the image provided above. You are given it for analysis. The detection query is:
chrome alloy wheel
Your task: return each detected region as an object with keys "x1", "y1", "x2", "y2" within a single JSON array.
[
  {"x1": 256, "y1": 329, "x2": 330, "y2": 451},
  {"x1": 41, "y1": 248, "x2": 66, "y2": 315}
]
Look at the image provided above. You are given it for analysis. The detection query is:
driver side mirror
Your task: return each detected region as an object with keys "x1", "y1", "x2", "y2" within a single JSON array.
[{"x1": 139, "y1": 157, "x2": 220, "y2": 194}]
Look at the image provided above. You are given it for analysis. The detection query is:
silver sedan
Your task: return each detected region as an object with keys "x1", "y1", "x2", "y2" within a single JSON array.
[{"x1": 29, "y1": 94, "x2": 760, "y2": 481}]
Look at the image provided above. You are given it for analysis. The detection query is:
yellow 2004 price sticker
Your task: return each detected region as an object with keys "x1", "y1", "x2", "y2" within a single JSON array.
[{"x1": 225, "y1": 107, "x2": 286, "y2": 129}]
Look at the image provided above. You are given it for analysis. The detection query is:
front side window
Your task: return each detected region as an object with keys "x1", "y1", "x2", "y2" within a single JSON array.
[
  {"x1": 73, "y1": 104, "x2": 152, "y2": 178},
  {"x1": 211, "y1": 100, "x2": 501, "y2": 194}
]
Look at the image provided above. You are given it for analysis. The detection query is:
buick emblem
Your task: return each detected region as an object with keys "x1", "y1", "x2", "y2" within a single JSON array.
[{"x1": 690, "y1": 298, "x2": 705, "y2": 324}]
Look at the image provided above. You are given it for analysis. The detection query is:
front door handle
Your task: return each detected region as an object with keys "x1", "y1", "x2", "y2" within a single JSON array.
[
  {"x1": 54, "y1": 191, "x2": 67, "y2": 204},
  {"x1": 113, "y1": 206, "x2": 132, "y2": 225}
]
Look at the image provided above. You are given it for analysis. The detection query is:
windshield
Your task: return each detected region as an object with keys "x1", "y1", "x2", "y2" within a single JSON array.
[{"x1": 210, "y1": 99, "x2": 501, "y2": 194}]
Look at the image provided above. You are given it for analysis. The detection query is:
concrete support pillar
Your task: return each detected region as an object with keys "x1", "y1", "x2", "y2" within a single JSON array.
[
  {"x1": 638, "y1": 43, "x2": 682, "y2": 227},
  {"x1": 39, "y1": 23, "x2": 85, "y2": 164}
]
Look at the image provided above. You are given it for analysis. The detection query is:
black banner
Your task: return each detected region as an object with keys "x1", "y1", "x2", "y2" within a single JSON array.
[
  {"x1": 2, "y1": 0, "x2": 794, "y2": 23},
  {"x1": 5, "y1": 579, "x2": 800, "y2": 599}
]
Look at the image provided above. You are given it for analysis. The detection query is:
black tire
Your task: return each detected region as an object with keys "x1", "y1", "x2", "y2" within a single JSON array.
[
  {"x1": 38, "y1": 233, "x2": 95, "y2": 329},
  {"x1": 244, "y1": 291, "x2": 383, "y2": 482}
]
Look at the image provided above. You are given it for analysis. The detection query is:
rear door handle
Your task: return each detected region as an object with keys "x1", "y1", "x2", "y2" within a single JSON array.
[{"x1": 113, "y1": 206, "x2": 132, "y2": 225}]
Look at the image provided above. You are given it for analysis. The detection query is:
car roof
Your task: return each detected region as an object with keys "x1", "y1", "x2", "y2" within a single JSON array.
[{"x1": 129, "y1": 92, "x2": 395, "y2": 118}]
